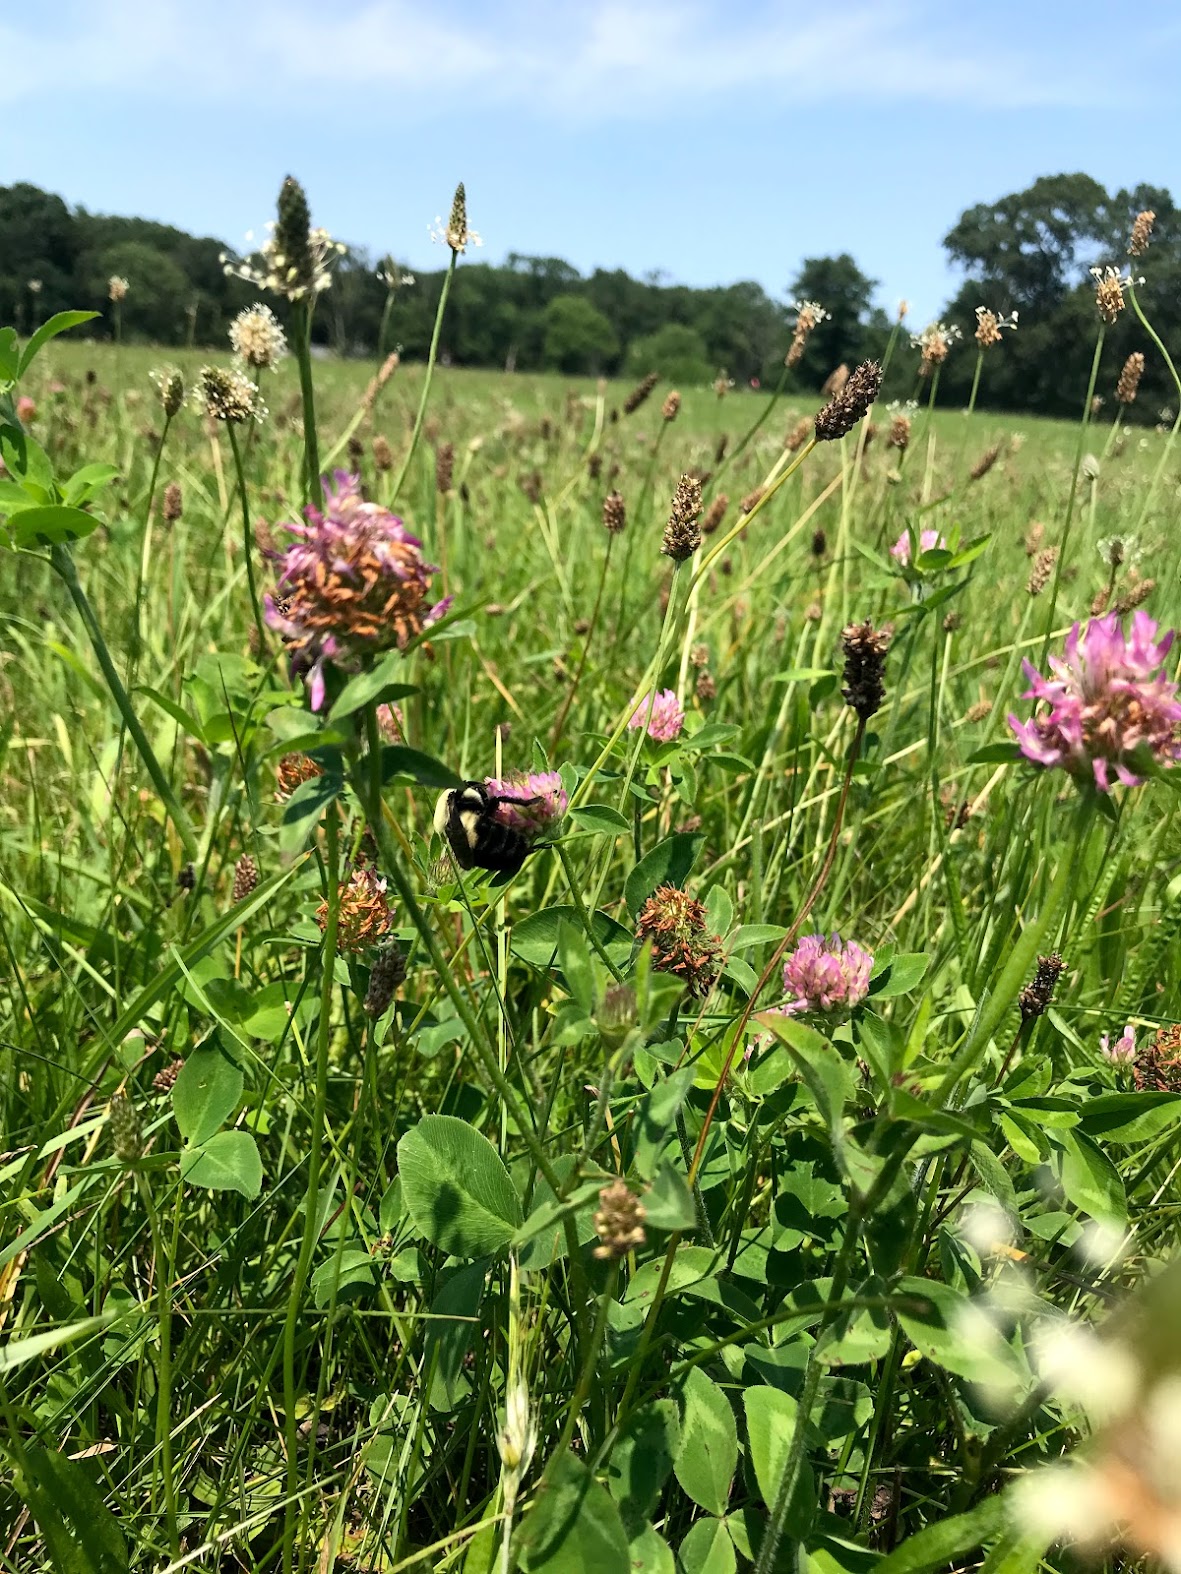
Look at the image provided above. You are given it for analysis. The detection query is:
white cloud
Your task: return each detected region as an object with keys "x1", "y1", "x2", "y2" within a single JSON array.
[{"x1": 1, "y1": 0, "x2": 1113, "y2": 115}]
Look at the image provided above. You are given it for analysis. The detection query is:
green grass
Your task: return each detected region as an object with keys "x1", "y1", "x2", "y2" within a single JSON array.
[{"x1": 1, "y1": 324, "x2": 1180, "y2": 1574}]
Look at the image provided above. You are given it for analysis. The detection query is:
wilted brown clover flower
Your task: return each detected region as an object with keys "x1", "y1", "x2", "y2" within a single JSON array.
[
  {"x1": 1117, "y1": 352, "x2": 1146, "y2": 405},
  {"x1": 840, "y1": 620, "x2": 892, "y2": 722},
  {"x1": 276, "y1": 753, "x2": 323, "y2": 802},
  {"x1": 635, "y1": 884, "x2": 723, "y2": 998},
  {"x1": 1091, "y1": 266, "x2": 1128, "y2": 324},
  {"x1": 1129, "y1": 209, "x2": 1156, "y2": 257},
  {"x1": 623, "y1": 372, "x2": 659, "y2": 415},
  {"x1": 814, "y1": 361, "x2": 882, "y2": 443},
  {"x1": 661, "y1": 474, "x2": 703, "y2": 562},
  {"x1": 593, "y1": 1180, "x2": 647, "y2": 1259},
  {"x1": 320, "y1": 867, "x2": 394, "y2": 955}
]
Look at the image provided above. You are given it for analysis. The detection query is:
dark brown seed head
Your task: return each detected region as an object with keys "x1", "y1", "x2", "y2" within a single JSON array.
[
  {"x1": 602, "y1": 490, "x2": 626, "y2": 534},
  {"x1": 435, "y1": 442, "x2": 454, "y2": 494},
  {"x1": 373, "y1": 434, "x2": 393, "y2": 471},
  {"x1": 233, "y1": 854, "x2": 258, "y2": 903},
  {"x1": 739, "y1": 485, "x2": 764, "y2": 515},
  {"x1": 815, "y1": 361, "x2": 883, "y2": 443},
  {"x1": 661, "y1": 474, "x2": 703, "y2": 562},
  {"x1": 1129, "y1": 209, "x2": 1156, "y2": 257},
  {"x1": 153, "y1": 1060, "x2": 185, "y2": 1093},
  {"x1": 970, "y1": 443, "x2": 1001, "y2": 482},
  {"x1": 840, "y1": 619, "x2": 891, "y2": 721},
  {"x1": 1018, "y1": 953, "x2": 1065, "y2": 1022},
  {"x1": 347, "y1": 435, "x2": 365, "y2": 466},
  {"x1": 701, "y1": 494, "x2": 728, "y2": 535},
  {"x1": 623, "y1": 372, "x2": 658, "y2": 416},
  {"x1": 587, "y1": 452, "x2": 602, "y2": 480},
  {"x1": 1026, "y1": 547, "x2": 1058, "y2": 597},
  {"x1": 811, "y1": 527, "x2": 827, "y2": 559},
  {"x1": 162, "y1": 482, "x2": 183, "y2": 523},
  {"x1": 1117, "y1": 352, "x2": 1145, "y2": 405},
  {"x1": 696, "y1": 670, "x2": 716, "y2": 702},
  {"x1": 785, "y1": 416, "x2": 812, "y2": 453}
]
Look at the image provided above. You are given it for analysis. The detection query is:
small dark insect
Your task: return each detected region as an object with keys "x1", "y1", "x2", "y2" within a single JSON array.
[{"x1": 433, "y1": 781, "x2": 538, "y2": 876}]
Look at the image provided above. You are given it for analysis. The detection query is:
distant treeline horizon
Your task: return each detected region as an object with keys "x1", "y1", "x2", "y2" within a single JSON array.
[{"x1": 2, "y1": 174, "x2": 1179, "y2": 418}]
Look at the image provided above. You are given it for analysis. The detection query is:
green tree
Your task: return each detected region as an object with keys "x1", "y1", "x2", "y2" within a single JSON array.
[
  {"x1": 542, "y1": 295, "x2": 618, "y2": 373},
  {"x1": 787, "y1": 254, "x2": 878, "y2": 387},
  {"x1": 625, "y1": 324, "x2": 712, "y2": 386}
]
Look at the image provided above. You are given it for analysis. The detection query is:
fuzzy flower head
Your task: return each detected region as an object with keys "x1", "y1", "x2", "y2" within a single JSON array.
[
  {"x1": 1008, "y1": 612, "x2": 1181, "y2": 791},
  {"x1": 376, "y1": 256, "x2": 415, "y2": 291},
  {"x1": 780, "y1": 933, "x2": 873, "y2": 1016},
  {"x1": 265, "y1": 470, "x2": 448, "y2": 711},
  {"x1": 1101, "y1": 1024, "x2": 1137, "y2": 1066},
  {"x1": 628, "y1": 689, "x2": 685, "y2": 743},
  {"x1": 891, "y1": 527, "x2": 946, "y2": 566},
  {"x1": 484, "y1": 771, "x2": 568, "y2": 837},
  {"x1": 431, "y1": 183, "x2": 482, "y2": 254},
  {"x1": 230, "y1": 303, "x2": 287, "y2": 371},
  {"x1": 195, "y1": 365, "x2": 266, "y2": 424},
  {"x1": 974, "y1": 306, "x2": 1018, "y2": 348},
  {"x1": 108, "y1": 276, "x2": 129, "y2": 303},
  {"x1": 1092, "y1": 266, "x2": 1132, "y2": 324},
  {"x1": 911, "y1": 321, "x2": 961, "y2": 374},
  {"x1": 220, "y1": 223, "x2": 345, "y2": 301},
  {"x1": 786, "y1": 299, "x2": 829, "y2": 368},
  {"x1": 151, "y1": 365, "x2": 185, "y2": 419}
]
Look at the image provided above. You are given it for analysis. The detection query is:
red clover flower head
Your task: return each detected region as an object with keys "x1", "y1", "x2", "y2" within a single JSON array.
[
  {"x1": 265, "y1": 470, "x2": 450, "y2": 710},
  {"x1": 1101, "y1": 1024, "x2": 1137, "y2": 1066},
  {"x1": 1008, "y1": 612, "x2": 1181, "y2": 791},
  {"x1": 891, "y1": 527, "x2": 945, "y2": 566},
  {"x1": 628, "y1": 689, "x2": 685, "y2": 743},
  {"x1": 780, "y1": 933, "x2": 873, "y2": 1016},
  {"x1": 484, "y1": 771, "x2": 568, "y2": 837}
]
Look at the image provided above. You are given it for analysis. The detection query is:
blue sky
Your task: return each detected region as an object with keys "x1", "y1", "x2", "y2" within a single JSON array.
[{"x1": 6, "y1": 0, "x2": 1181, "y2": 323}]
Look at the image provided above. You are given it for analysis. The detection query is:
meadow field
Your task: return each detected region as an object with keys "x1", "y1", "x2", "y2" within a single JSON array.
[{"x1": 2, "y1": 250, "x2": 1181, "y2": 1574}]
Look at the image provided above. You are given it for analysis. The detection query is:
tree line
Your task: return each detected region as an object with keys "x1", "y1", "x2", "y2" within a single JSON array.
[{"x1": 2, "y1": 174, "x2": 1177, "y2": 417}]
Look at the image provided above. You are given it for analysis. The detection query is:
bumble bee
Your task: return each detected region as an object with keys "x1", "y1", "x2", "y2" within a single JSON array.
[{"x1": 433, "y1": 781, "x2": 537, "y2": 876}]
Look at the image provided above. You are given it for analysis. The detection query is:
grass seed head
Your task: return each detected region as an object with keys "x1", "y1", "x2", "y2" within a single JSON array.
[
  {"x1": 602, "y1": 489, "x2": 626, "y2": 534},
  {"x1": 1117, "y1": 352, "x2": 1146, "y2": 405},
  {"x1": 814, "y1": 361, "x2": 882, "y2": 443},
  {"x1": 841, "y1": 619, "x2": 891, "y2": 720},
  {"x1": 623, "y1": 372, "x2": 658, "y2": 415},
  {"x1": 661, "y1": 473, "x2": 703, "y2": 561},
  {"x1": 1129, "y1": 209, "x2": 1156, "y2": 257}
]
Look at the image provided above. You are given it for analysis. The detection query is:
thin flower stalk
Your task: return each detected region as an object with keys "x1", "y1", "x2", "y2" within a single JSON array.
[{"x1": 390, "y1": 248, "x2": 458, "y2": 505}]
